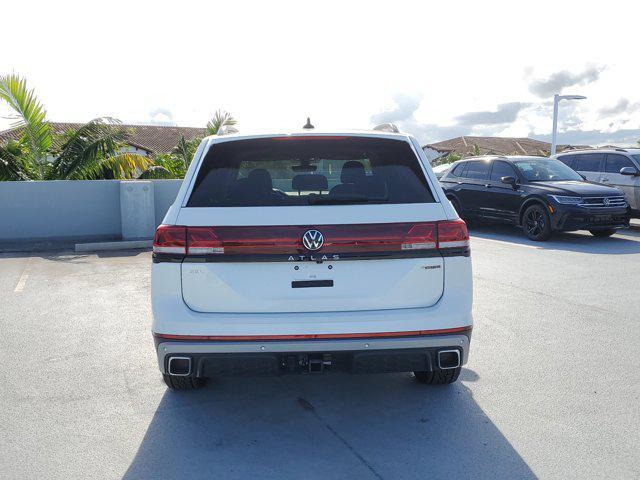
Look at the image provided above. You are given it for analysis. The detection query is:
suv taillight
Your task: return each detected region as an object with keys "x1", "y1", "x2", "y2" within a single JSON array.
[
  {"x1": 153, "y1": 225, "x2": 186, "y2": 254},
  {"x1": 152, "y1": 221, "x2": 469, "y2": 257},
  {"x1": 437, "y1": 219, "x2": 469, "y2": 249}
]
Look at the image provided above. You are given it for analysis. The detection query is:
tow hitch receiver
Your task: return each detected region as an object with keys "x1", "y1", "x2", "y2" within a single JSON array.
[
  {"x1": 281, "y1": 353, "x2": 332, "y2": 373},
  {"x1": 308, "y1": 354, "x2": 332, "y2": 373}
]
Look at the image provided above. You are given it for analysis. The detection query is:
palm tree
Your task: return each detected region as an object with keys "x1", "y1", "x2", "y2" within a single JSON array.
[
  {"x1": 0, "y1": 74, "x2": 52, "y2": 178},
  {"x1": 206, "y1": 110, "x2": 236, "y2": 136},
  {"x1": 0, "y1": 74, "x2": 152, "y2": 181}
]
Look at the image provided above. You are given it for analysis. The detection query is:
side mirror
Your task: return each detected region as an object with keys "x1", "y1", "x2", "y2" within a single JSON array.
[
  {"x1": 620, "y1": 166, "x2": 640, "y2": 176},
  {"x1": 501, "y1": 176, "x2": 517, "y2": 188}
]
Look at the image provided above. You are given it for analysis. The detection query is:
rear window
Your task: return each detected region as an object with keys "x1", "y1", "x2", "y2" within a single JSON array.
[{"x1": 187, "y1": 137, "x2": 435, "y2": 207}]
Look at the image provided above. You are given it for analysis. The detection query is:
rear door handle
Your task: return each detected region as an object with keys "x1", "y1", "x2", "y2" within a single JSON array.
[
  {"x1": 601, "y1": 177, "x2": 610, "y2": 182},
  {"x1": 484, "y1": 184, "x2": 492, "y2": 188}
]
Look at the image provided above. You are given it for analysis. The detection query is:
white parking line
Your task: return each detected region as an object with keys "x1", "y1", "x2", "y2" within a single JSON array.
[{"x1": 14, "y1": 257, "x2": 33, "y2": 292}]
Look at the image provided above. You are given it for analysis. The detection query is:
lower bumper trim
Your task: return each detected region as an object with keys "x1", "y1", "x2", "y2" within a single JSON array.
[
  {"x1": 153, "y1": 326, "x2": 471, "y2": 342},
  {"x1": 156, "y1": 333, "x2": 471, "y2": 374}
]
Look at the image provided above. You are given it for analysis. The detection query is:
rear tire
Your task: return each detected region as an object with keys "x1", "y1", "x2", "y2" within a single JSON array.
[
  {"x1": 413, "y1": 367, "x2": 461, "y2": 385},
  {"x1": 163, "y1": 374, "x2": 206, "y2": 390},
  {"x1": 589, "y1": 229, "x2": 616, "y2": 237},
  {"x1": 522, "y1": 204, "x2": 552, "y2": 241}
]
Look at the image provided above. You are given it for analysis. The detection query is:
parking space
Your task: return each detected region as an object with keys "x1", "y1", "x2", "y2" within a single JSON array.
[{"x1": 1, "y1": 227, "x2": 639, "y2": 479}]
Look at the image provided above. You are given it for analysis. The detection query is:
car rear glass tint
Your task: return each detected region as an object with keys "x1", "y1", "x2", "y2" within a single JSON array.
[{"x1": 187, "y1": 137, "x2": 435, "y2": 207}]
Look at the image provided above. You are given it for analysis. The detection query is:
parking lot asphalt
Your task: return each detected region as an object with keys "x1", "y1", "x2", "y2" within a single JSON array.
[{"x1": 1, "y1": 224, "x2": 639, "y2": 480}]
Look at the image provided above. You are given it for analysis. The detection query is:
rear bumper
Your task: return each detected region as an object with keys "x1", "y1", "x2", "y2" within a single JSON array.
[{"x1": 155, "y1": 332, "x2": 471, "y2": 376}]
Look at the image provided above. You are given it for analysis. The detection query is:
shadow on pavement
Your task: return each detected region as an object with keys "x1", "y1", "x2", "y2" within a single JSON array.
[
  {"x1": 469, "y1": 223, "x2": 640, "y2": 254},
  {"x1": 124, "y1": 372, "x2": 535, "y2": 480}
]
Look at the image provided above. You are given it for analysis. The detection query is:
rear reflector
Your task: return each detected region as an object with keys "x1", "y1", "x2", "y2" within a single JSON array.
[{"x1": 153, "y1": 220, "x2": 469, "y2": 257}]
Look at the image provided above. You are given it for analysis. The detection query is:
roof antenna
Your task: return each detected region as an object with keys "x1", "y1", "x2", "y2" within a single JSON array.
[{"x1": 303, "y1": 117, "x2": 314, "y2": 129}]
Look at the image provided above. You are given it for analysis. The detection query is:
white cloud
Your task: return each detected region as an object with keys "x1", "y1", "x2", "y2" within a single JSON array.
[{"x1": 528, "y1": 66, "x2": 605, "y2": 98}]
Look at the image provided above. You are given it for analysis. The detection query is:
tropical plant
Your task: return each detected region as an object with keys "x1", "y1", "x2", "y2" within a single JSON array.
[
  {"x1": 206, "y1": 110, "x2": 236, "y2": 136},
  {"x1": 140, "y1": 112, "x2": 236, "y2": 179},
  {"x1": 0, "y1": 74, "x2": 52, "y2": 178},
  {"x1": 0, "y1": 74, "x2": 153, "y2": 181}
]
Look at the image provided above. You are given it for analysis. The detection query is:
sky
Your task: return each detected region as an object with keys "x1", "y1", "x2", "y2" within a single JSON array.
[{"x1": 1, "y1": 0, "x2": 639, "y2": 146}]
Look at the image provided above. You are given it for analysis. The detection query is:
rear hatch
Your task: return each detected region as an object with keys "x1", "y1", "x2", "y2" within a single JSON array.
[{"x1": 155, "y1": 135, "x2": 467, "y2": 313}]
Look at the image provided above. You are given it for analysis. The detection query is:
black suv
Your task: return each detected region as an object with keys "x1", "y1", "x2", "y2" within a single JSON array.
[{"x1": 440, "y1": 156, "x2": 630, "y2": 241}]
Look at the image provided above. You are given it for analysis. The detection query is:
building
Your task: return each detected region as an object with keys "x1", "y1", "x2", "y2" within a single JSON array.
[
  {"x1": 0, "y1": 122, "x2": 206, "y2": 157},
  {"x1": 422, "y1": 136, "x2": 592, "y2": 162}
]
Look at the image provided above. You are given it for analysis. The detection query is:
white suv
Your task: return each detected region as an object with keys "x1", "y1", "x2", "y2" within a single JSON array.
[{"x1": 151, "y1": 125, "x2": 473, "y2": 390}]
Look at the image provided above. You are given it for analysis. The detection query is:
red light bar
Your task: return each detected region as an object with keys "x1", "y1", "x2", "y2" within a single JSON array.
[
  {"x1": 152, "y1": 221, "x2": 469, "y2": 257},
  {"x1": 153, "y1": 326, "x2": 471, "y2": 341}
]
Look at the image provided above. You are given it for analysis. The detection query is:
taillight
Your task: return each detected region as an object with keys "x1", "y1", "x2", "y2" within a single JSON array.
[
  {"x1": 152, "y1": 221, "x2": 469, "y2": 258},
  {"x1": 437, "y1": 219, "x2": 469, "y2": 249},
  {"x1": 402, "y1": 223, "x2": 437, "y2": 250},
  {"x1": 153, "y1": 225, "x2": 186, "y2": 254},
  {"x1": 187, "y1": 227, "x2": 224, "y2": 254}
]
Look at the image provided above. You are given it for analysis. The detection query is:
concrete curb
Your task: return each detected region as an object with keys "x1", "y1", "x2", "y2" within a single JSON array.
[{"x1": 75, "y1": 240, "x2": 152, "y2": 253}]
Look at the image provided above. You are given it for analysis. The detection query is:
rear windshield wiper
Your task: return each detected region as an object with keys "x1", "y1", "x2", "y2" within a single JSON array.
[{"x1": 307, "y1": 194, "x2": 388, "y2": 205}]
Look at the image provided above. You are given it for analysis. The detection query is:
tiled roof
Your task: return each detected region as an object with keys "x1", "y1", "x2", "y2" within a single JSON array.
[
  {"x1": 424, "y1": 136, "x2": 553, "y2": 157},
  {"x1": 0, "y1": 122, "x2": 207, "y2": 154}
]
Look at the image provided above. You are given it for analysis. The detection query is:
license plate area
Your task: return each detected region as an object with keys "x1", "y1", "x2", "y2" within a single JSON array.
[{"x1": 292, "y1": 280, "x2": 334, "y2": 288}]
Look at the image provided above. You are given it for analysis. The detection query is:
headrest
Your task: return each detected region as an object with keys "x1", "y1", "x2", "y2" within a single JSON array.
[
  {"x1": 247, "y1": 169, "x2": 273, "y2": 192},
  {"x1": 340, "y1": 161, "x2": 366, "y2": 183},
  {"x1": 292, "y1": 174, "x2": 329, "y2": 192}
]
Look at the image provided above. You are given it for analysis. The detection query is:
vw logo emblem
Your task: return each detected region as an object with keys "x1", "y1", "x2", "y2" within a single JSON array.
[
  {"x1": 603, "y1": 197, "x2": 611, "y2": 206},
  {"x1": 302, "y1": 229, "x2": 324, "y2": 251}
]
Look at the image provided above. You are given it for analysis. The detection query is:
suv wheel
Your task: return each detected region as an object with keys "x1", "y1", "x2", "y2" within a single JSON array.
[
  {"x1": 413, "y1": 368, "x2": 461, "y2": 385},
  {"x1": 163, "y1": 374, "x2": 206, "y2": 390},
  {"x1": 523, "y1": 204, "x2": 552, "y2": 241},
  {"x1": 589, "y1": 229, "x2": 617, "y2": 237}
]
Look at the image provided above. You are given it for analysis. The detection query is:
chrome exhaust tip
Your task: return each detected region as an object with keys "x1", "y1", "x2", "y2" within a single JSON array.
[
  {"x1": 167, "y1": 356, "x2": 191, "y2": 376},
  {"x1": 437, "y1": 349, "x2": 461, "y2": 370}
]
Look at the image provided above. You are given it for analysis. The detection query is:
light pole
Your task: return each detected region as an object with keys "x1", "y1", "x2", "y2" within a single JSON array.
[{"x1": 551, "y1": 94, "x2": 586, "y2": 155}]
